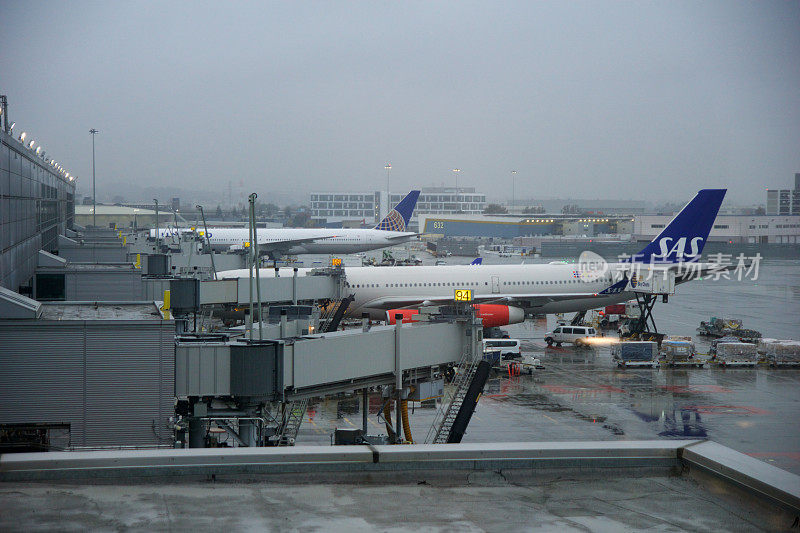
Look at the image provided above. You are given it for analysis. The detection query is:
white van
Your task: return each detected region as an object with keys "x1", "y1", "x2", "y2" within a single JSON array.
[
  {"x1": 482, "y1": 338, "x2": 522, "y2": 359},
  {"x1": 544, "y1": 326, "x2": 597, "y2": 347}
]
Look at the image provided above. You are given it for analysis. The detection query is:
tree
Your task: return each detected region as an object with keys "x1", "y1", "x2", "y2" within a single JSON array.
[
  {"x1": 523, "y1": 205, "x2": 545, "y2": 214},
  {"x1": 290, "y1": 211, "x2": 311, "y2": 227},
  {"x1": 483, "y1": 204, "x2": 508, "y2": 214},
  {"x1": 215, "y1": 205, "x2": 223, "y2": 218},
  {"x1": 754, "y1": 206, "x2": 766, "y2": 216}
]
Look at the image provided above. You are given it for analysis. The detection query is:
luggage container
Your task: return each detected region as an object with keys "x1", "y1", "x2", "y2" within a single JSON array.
[
  {"x1": 661, "y1": 339, "x2": 702, "y2": 367},
  {"x1": 611, "y1": 341, "x2": 658, "y2": 368},
  {"x1": 763, "y1": 340, "x2": 800, "y2": 367},
  {"x1": 715, "y1": 342, "x2": 761, "y2": 367}
]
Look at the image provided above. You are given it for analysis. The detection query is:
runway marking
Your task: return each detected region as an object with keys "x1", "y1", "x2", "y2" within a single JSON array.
[
  {"x1": 542, "y1": 414, "x2": 558, "y2": 423},
  {"x1": 308, "y1": 419, "x2": 323, "y2": 434}
]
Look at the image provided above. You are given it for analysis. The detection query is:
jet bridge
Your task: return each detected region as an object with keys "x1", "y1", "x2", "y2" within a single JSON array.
[
  {"x1": 196, "y1": 267, "x2": 343, "y2": 307},
  {"x1": 174, "y1": 309, "x2": 481, "y2": 448},
  {"x1": 175, "y1": 322, "x2": 468, "y2": 401}
]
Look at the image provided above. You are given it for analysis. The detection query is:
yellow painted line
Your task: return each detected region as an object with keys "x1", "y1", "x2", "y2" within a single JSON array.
[
  {"x1": 368, "y1": 418, "x2": 382, "y2": 429},
  {"x1": 343, "y1": 417, "x2": 355, "y2": 427},
  {"x1": 474, "y1": 415, "x2": 482, "y2": 422},
  {"x1": 543, "y1": 414, "x2": 558, "y2": 423}
]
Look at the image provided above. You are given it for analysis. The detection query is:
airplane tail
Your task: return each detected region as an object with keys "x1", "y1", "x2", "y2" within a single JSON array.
[
  {"x1": 374, "y1": 190, "x2": 420, "y2": 232},
  {"x1": 631, "y1": 189, "x2": 726, "y2": 263},
  {"x1": 470, "y1": 257, "x2": 482, "y2": 265}
]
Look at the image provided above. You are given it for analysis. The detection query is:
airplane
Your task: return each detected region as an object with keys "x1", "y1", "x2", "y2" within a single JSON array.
[
  {"x1": 218, "y1": 189, "x2": 728, "y2": 325},
  {"x1": 151, "y1": 190, "x2": 421, "y2": 258},
  {"x1": 335, "y1": 189, "x2": 728, "y2": 320}
]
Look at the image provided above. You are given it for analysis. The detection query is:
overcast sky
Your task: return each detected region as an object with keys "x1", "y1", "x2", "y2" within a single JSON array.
[{"x1": 3, "y1": 1, "x2": 799, "y2": 206}]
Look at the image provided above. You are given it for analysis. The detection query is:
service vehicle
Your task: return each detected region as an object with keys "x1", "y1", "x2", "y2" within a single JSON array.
[{"x1": 544, "y1": 325, "x2": 597, "y2": 347}]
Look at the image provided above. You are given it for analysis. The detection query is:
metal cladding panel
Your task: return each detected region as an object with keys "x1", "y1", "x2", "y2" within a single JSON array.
[
  {"x1": 398, "y1": 323, "x2": 463, "y2": 368},
  {"x1": 83, "y1": 323, "x2": 174, "y2": 447},
  {"x1": 58, "y1": 246, "x2": 128, "y2": 263},
  {"x1": 291, "y1": 329, "x2": 395, "y2": 389},
  {"x1": 175, "y1": 344, "x2": 231, "y2": 398},
  {"x1": 230, "y1": 343, "x2": 282, "y2": 399},
  {"x1": 297, "y1": 276, "x2": 339, "y2": 301},
  {"x1": 236, "y1": 276, "x2": 338, "y2": 305},
  {"x1": 0, "y1": 324, "x2": 87, "y2": 445},
  {"x1": 169, "y1": 279, "x2": 199, "y2": 311},
  {"x1": 66, "y1": 271, "x2": 143, "y2": 301},
  {"x1": 198, "y1": 280, "x2": 238, "y2": 305},
  {"x1": 143, "y1": 278, "x2": 172, "y2": 301},
  {"x1": 0, "y1": 321, "x2": 174, "y2": 448},
  {"x1": 237, "y1": 277, "x2": 291, "y2": 304}
]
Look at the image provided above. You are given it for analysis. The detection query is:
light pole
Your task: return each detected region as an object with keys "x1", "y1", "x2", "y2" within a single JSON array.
[
  {"x1": 0, "y1": 95, "x2": 8, "y2": 133},
  {"x1": 511, "y1": 170, "x2": 517, "y2": 211},
  {"x1": 90, "y1": 129, "x2": 99, "y2": 227},
  {"x1": 384, "y1": 163, "x2": 391, "y2": 219}
]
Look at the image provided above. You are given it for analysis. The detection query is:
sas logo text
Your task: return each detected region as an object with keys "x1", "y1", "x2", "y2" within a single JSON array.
[{"x1": 658, "y1": 237, "x2": 703, "y2": 259}]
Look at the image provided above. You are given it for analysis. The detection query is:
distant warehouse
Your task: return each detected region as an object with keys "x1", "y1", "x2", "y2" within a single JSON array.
[
  {"x1": 419, "y1": 213, "x2": 633, "y2": 239},
  {"x1": 419, "y1": 213, "x2": 799, "y2": 245}
]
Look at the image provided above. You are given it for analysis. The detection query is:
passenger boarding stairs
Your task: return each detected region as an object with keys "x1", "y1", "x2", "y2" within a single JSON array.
[
  {"x1": 319, "y1": 294, "x2": 355, "y2": 333},
  {"x1": 276, "y1": 399, "x2": 308, "y2": 446},
  {"x1": 425, "y1": 345, "x2": 483, "y2": 444}
]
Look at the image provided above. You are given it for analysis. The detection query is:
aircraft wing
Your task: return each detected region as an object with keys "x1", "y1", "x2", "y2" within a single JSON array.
[
  {"x1": 384, "y1": 233, "x2": 422, "y2": 240},
  {"x1": 230, "y1": 235, "x2": 337, "y2": 253}
]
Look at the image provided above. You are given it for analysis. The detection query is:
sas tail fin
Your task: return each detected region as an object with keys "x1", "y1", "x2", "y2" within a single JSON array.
[
  {"x1": 631, "y1": 189, "x2": 726, "y2": 263},
  {"x1": 374, "y1": 190, "x2": 420, "y2": 232},
  {"x1": 470, "y1": 257, "x2": 483, "y2": 265}
]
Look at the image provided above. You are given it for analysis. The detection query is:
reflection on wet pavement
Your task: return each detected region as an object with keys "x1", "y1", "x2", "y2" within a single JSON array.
[{"x1": 297, "y1": 261, "x2": 800, "y2": 475}]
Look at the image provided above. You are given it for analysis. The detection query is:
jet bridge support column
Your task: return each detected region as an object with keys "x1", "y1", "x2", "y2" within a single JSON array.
[
  {"x1": 239, "y1": 419, "x2": 258, "y2": 447},
  {"x1": 188, "y1": 418, "x2": 205, "y2": 448},
  {"x1": 394, "y1": 314, "x2": 403, "y2": 440},
  {"x1": 362, "y1": 389, "x2": 368, "y2": 434}
]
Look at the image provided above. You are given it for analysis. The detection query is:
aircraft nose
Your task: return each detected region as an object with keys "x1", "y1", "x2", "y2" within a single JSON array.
[{"x1": 508, "y1": 306, "x2": 525, "y2": 324}]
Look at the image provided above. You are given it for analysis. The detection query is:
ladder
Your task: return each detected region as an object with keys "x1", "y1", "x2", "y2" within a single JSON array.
[
  {"x1": 276, "y1": 399, "x2": 308, "y2": 446},
  {"x1": 320, "y1": 294, "x2": 354, "y2": 333},
  {"x1": 425, "y1": 345, "x2": 483, "y2": 444}
]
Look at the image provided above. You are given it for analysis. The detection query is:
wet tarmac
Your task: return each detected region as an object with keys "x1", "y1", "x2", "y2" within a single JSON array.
[{"x1": 297, "y1": 260, "x2": 800, "y2": 474}]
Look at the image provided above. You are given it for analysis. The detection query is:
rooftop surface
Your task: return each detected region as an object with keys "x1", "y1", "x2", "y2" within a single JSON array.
[
  {"x1": 1, "y1": 441, "x2": 797, "y2": 531},
  {"x1": 39, "y1": 302, "x2": 165, "y2": 321}
]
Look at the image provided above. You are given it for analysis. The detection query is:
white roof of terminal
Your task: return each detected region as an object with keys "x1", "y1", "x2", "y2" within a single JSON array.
[{"x1": 75, "y1": 205, "x2": 158, "y2": 215}]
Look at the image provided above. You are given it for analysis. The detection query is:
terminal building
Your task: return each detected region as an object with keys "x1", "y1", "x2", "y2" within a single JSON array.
[
  {"x1": 310, "y1": 187, "x2": 487, "y2": 228},
  {"x1": 766, "y1": 173, "x2": 800, "y2": 215},
  {"x1": 419, "y1": 213, "x2": 634, "y2": 239},
  {"x1": 420, "y1": 212, "x2": 800, "y2": 253},
  {"x1": 1, "y1": 118, "x2": 76, "y2": 292}
]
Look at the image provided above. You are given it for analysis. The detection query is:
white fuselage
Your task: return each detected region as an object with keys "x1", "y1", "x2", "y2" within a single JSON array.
[
  {"x1": 152, "y1": 227, "x2": 416, "y2": 254},
  {"x1": 218, "y1": 263, "x2": 635, "y2": 319},
  {"x1": 342, "y1": 264, "x2": 630, "y2": 319}
]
